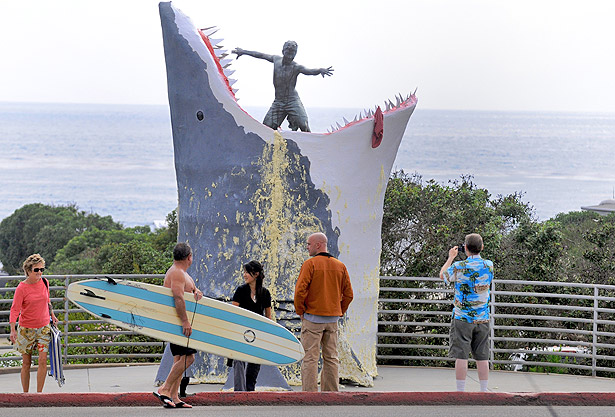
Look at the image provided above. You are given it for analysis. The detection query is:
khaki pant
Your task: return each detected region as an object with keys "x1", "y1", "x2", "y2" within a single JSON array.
[{"x1": 300, "y1": 318, "x2": 339, "y2": 391}]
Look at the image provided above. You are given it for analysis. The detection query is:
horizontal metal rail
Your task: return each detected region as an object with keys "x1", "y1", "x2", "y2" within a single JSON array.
[
  {"x1": 380, "y1": 288, "x2": 452, "y2": 294},
  {"x1": 493, "y1": 313, "x2": 593, "y2": 324},
  {"x1": 379, "y1": 321, "x2": 451, "y2": 327},
  {"x1": 492, "y1": 302, "x2": 595, "y2": 312},
  {"x1": 70, "y1": 342, "x2": 164, "y2": 348},
  {"x1": 379, "y1": 310, "x2": 451, "y2": 316},
  {"x1": 492, "y1": 337, "x2": 593, "y2": 347},
  {"x1": 378, "y1": 333, "x2": 449, "y2": 339},
  {"x1": 379, "y1": 298, "x2": 453, "y2": 305},
  {"x1": 376, "y1": 355, "x2": 455, "y2": 362},
  {"x1": 377, "y1": 344, "x2": 448, "y2": 350}
]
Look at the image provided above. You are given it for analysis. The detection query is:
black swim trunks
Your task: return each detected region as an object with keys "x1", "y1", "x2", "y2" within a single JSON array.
[{"x1": 169, "y1": 342, "x2": 197, "y2": 356}]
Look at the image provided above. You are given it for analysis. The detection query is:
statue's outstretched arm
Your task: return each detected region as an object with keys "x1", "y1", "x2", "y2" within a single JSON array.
[
  {"x1": 231, "y1": 47, "x2": 275, "y2": 62},
  {"x1": 298, "y1": 65, "x2": 334, "y2": 77}
]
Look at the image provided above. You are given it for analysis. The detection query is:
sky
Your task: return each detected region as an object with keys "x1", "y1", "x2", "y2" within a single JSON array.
[{"x1": 2, "y1": 0, "x2": 615, "y2": 112}]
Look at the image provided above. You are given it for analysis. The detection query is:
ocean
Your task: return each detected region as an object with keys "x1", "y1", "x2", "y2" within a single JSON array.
[{"x1": 1, "y1": 102, "x2": 614, "y2": 227}]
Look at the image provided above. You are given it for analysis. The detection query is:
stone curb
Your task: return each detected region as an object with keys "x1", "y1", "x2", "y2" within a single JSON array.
[{"x1": 1, "y1": 391, "x2": 614, "y2": 407}]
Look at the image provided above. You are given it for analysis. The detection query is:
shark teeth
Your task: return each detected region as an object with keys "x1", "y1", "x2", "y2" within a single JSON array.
[
  {"x1": 328, "y1": 92, "x2": 418, "y2": 133},
  {"x1": 200, "y1": 26, "x2": 218, "y2": 37},
  {"x1": 208, "y1": 38, "x2": 224, "y2": 47},
  {"x1": 198, "y1": 26, "x2": 238, "y2": 97},
  {"x1": 214, "y1": 49, "x2": 228, "y2": 59},
  {"x1": 219, "y1": 58, "x2": 233, "y2": 68}
]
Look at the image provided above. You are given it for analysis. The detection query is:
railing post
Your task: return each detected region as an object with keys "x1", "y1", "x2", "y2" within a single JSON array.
[
  {"x1": 490, "y1": 279, "x2": 495, "y2": 369},
  {"x1": 592, "y1": 285, "x2": 598, "y2": 377},
  {"x1": 64, "y1": 275, "x2": 70, "y2": 365}
]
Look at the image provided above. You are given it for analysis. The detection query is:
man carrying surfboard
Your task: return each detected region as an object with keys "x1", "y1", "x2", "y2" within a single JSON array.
[
  {"x1": 154, "y1": 242, "x2": 203, "y2": 408},
  {"x1": 294, "y1": 232, "x2": 353, "y2": 392}
]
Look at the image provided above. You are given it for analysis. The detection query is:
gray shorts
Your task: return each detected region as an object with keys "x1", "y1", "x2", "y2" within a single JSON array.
[{"x1": 449, "y1": 318, "x2": 490, "y2": 360}]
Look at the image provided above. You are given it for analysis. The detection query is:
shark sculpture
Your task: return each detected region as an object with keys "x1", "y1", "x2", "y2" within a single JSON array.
[{"x1": 158, "y1": 2, "x2": 417, "y2": 386}]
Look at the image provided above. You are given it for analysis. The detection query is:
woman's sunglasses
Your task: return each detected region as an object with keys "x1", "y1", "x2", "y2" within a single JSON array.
[{"x1": 33, "y1": 268, "x2": 45, "y2": 272}]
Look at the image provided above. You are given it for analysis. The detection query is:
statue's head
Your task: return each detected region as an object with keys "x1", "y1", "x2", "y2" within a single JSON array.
[{"x1": 282, "y1": 40, "x2": 298, "y2": 60}]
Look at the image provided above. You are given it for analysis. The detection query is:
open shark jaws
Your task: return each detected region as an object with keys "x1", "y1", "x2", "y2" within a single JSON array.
[{"x1": 158, "y1": 2, "x2": 417, "y2": 386}]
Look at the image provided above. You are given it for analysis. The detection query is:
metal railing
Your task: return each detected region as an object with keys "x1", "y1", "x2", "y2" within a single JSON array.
[
  {"x1": 377, "y1": 276, "x2": 615, "y2": 377},
  {"x1": 2, "y1": 274, "x2": 615, "y2": 377}
]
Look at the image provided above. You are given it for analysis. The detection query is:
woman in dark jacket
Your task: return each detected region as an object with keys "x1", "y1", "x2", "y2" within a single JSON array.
[{"x1": 231, "y1": 260, "x2": 271, "y2": 391}]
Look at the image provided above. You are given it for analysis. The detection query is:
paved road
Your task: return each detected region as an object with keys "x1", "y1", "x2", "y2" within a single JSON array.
[{"x1": 0, "y1": 406, "x2": 613, "y2": 417}]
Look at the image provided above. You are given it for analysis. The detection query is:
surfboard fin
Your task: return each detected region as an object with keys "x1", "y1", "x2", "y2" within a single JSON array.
[
  {"x1": 104, "y1": 276, "x2": 118, "y2": 285},
  {"x1": 101, "y1": 313, "x2": 112, "y2": 319},
  {"x1": 80, "y1": 289, "x2": 106, "y2": 300}
]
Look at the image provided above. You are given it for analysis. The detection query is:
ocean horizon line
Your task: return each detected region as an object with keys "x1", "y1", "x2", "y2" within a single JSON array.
[{"x1": 2, "y1": 100, "x2": 614, "y2": 116}]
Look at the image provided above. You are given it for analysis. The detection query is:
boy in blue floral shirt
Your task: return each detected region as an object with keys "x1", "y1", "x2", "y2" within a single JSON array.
[{"x1": 439, "y1": 233, "x2": 494, "y2": 392}]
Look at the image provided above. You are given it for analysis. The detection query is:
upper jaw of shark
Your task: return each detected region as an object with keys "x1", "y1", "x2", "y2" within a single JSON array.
[{"x1": 197, "y1": 26, "x2": 418, "y2": 134}]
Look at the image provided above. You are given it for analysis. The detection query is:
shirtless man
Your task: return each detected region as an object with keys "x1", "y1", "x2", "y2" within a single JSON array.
[
  {"x1": 154, "y1": 242, "x2": 203, "y2": 408},
  {"x1": 232, "y1": 40, "x2": 333, "y2": 132}
]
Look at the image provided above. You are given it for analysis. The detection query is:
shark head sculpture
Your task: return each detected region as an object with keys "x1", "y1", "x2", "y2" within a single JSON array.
[{"x1": 159, "y1": 2, "x2": 417, "y2": 386}]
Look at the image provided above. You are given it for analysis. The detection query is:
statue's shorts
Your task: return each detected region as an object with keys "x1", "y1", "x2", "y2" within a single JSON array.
[{"x1": 263, "y1": 97, "x2": 310, "y2": 132}]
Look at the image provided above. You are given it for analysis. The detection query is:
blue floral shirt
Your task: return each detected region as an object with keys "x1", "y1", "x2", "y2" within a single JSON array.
[{"x1": 443, "y1": 255, "x2": 494, "y2": 323}]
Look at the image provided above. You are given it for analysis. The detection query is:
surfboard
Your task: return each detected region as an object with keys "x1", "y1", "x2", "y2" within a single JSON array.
[{"x1": 66, "y1": 279, "x2": 304, "y2": 366}]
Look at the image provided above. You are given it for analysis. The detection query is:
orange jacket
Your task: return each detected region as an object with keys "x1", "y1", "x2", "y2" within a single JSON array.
[{"x1": 294, "y1": 253, "x2": 353, "y2": 317}]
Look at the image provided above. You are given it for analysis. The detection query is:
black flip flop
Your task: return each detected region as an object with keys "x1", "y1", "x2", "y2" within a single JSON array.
[
  {"x1": 174, "y1": 401, "x2": 192, "y2": 408},
  {"x1": 153, "y1": 391, "x2": 175, "y2": 407}
]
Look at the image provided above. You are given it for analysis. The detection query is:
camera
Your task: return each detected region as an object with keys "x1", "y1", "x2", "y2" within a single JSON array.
[{"x1": 458, "y1": 243, "x2": 465, "y2": 254}]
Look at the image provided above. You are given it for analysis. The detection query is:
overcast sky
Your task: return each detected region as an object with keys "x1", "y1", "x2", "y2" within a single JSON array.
[{"x1": 2, "y1": 0, "x2": 614, "y2": 112}]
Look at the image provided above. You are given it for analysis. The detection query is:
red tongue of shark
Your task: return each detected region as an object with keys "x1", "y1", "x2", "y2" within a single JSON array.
[{"x1": 372, "y1": 106, "x2": 384, "y2": 148}]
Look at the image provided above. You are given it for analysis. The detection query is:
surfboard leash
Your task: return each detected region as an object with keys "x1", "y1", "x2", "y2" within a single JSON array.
[{"x1": 184, "y1": 296, "x2": 199, "y2": 380}]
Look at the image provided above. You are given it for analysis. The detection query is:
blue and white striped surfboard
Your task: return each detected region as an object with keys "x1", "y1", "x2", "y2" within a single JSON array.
[{"x1": 66, "y1": 279, "x2": 304, "y2": 366}]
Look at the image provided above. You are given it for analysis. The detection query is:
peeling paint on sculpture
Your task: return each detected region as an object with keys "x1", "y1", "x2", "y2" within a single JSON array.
[{"x1": 158, "y1": 2, "x2": 417, "y2": 386}]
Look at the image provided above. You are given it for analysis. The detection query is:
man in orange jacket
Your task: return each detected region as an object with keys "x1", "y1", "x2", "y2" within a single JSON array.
[{"x1": 294, "y1": 232, "x2": 354, "y2": 391}]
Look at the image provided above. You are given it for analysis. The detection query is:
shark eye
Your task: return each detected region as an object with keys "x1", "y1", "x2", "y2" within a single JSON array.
[{"x1": 196, "y1": 111, "x2": 204, "y2": 121}]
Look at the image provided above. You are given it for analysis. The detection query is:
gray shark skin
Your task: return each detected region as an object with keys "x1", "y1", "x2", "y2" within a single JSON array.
[{"x1": 158, "y1": 2, "x2": 417, "y2": 386}]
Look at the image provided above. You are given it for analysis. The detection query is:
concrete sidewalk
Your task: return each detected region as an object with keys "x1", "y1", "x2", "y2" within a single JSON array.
[{"x1": 0, "y1": 365, "x2": 614, "y2": 406}]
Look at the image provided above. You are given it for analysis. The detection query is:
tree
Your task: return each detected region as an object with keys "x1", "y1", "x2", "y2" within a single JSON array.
[
  {"x1": 101, "y1": 240, "x2": 172, "y2": 274},
  {"x1": 151, "y1": 209, "x2": 178, "y2": 253},
  {"x1": 582, "y1": 214, "x2": 615, "y2": 285},
  {"x1": 50, "y1": 227, "x2": 152, "y2": 274},
  {"x1": 0, "y1": 203, "x2": 121, "y2": 275},
  {"x1": 498, "y1": 219, "x2": 563, "y2": 282},
  {"x1": 380, "y1": 171, "x2": 533, "y2": 278},
  {"x1": 50, "y1": 210, "x2": 179, "y2": 275},
  {"x1": 497, "y1": 210, "x2": 615, "y2": 285}
]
